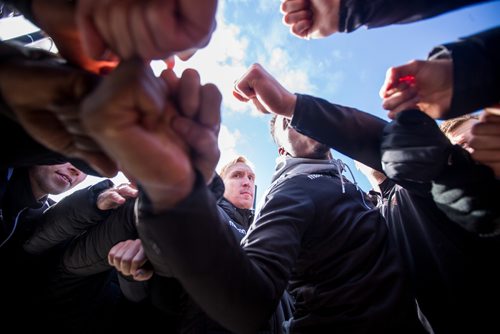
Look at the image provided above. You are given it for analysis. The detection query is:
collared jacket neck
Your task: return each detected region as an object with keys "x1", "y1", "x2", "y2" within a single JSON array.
[{"x1": 272, "y1": 156, "x2": 341, "y2": 183}]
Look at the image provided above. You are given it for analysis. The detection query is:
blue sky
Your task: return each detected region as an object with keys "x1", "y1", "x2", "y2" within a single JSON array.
[{"x1": 44, "y1": 0, "x2": 500, "y2": 203}]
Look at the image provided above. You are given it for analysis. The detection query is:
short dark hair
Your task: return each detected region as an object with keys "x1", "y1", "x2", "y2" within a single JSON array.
[{"x1": 269, "y1": 115, "x2": 290, "y2": 145}]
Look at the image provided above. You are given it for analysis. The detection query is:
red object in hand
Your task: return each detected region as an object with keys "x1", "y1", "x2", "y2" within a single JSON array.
[{"x1": 398, "y1": 75, "x2": 416, "y2": 85}]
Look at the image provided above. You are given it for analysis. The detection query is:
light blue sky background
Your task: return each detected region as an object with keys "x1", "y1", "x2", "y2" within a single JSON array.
[{"x1": 52, "y1": 0, "x2": 500, "y2": 203}]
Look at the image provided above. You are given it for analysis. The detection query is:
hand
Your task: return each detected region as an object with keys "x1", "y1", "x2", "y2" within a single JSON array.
[
  {"x1": 233, "y1": 63, "x2": 297, "y2": 117},
  {"x1": 0, "y1": 59, "x2": 117, "y2": 177},
  {"x1": 31, "y1": 0, "x2": 118, "y2": 74},
  {"x1": 82, "y1": 61, "x2": 222, "y2": 211},
  {"x1": 167, "y1": 69, "x2": 222, "y2": 183},
  {"x1": 381, "y1": 109, "x2": 452, "y2": 183},
  {"x1": 108, "y1": 239, "x2": 153, "y2": 281},
  {"x1": 380, "y1": 59, "x2": 453, "y2": 120},
  {"x1": 77, "y1": 0, "x2": 218, "y2": 60},
  {"x1": 469, "y1": 106, "x2": 500, "y2": 178},
  {"x1": 281, "y1": 0, "x2": 340, "y2": 39},
  {"x1": 97, "y1": 183, "x2": 138, "y2": 210}
]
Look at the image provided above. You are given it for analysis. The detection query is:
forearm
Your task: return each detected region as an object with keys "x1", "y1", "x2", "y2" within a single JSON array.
[
  {"x1": 292, "y1": 94, "x2": 386, "y2": 171},
  {"x1": 61, "y1": 199, "x2": 138, "y2": 275},
  {"x1": 24, "y1": 179, "x2": 114, "y2": 254},
  {"x1": 137, "y1": 173, "x2": 278, "y2": 333},
  {"x1": 430, "y1": 26, "x2": 500, "y2": 118}
]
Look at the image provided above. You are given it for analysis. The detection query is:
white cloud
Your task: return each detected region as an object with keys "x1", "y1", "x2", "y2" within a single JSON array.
[
  {"x1": 172, "y1": 11, "x2": 251, "y2": 114},
  {"x1": 257, "y1": 0, "x2": 278, "y2": 13},
  {"x1": 217, "y1": 125, "x2": 242, "y2": 170}
]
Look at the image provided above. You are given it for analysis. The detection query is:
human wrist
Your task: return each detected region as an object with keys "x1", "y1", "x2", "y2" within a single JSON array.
[
  {"x1": 283, "y1": 93, "x2": 297, "y2": 118},
  {"x1": 143, "y1": 168, "x2": 196, "y2": 212}
]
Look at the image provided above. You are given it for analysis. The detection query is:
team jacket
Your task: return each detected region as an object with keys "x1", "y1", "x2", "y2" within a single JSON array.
[
  {"x1": 290, "y1": 93, "x2": 500, "y2": 333},
  {"x1": 137, "y1": 158, "x2": 419, "y2": 333}
]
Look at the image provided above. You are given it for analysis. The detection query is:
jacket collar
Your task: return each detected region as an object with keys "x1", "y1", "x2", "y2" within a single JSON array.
[{"x1": 271, "y1": 156, "x2": 342, "y2": 183}]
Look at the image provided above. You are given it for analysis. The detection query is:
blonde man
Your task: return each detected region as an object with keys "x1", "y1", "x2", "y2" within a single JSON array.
[{"x1": 218, "y1": 156, "x2": 255, "y2": 229}]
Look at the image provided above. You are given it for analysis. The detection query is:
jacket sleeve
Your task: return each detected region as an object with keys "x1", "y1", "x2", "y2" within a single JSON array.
[
  {"x1": 429, "y1": 26, "x2": 500, "y2": 119},
  {"x1": 117, "y1": 274, "x2": 150, "y2": 302},
  {"x1": 137, "y1": 172, "x2": 308, "y2": 334},
  {"x1": 61, "y1": 199, "x2": 138, "y2": 276},
  {"x1": 339, "y1": 0, "x2": 491, "y2": 32},
  {"x1": 431, "y1": 146, "x2": 500, "y2": 236},
  {"x1": 291, "y1": 94, "x2": 387, "y2": 171},
  {"x1": 23, "y1": 179, "x2": 114, "y2": 254}
]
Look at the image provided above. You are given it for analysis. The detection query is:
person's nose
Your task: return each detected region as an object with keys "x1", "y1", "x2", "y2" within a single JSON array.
[{"x1": 66, "y1": 164, "x2": 81, "y2": 177}]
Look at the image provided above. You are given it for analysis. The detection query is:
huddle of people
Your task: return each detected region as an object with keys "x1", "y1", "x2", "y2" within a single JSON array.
[{"x1": 1, "y1": 0, "x2": 499, "y2": 333}]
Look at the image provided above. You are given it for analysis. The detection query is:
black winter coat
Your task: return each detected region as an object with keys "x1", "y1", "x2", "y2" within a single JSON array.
[
  {"x1": 138, "y1": 159, "x2": 419, "y2": 333},
  {"x1": 290, "y1": 93, "x2": 500, "y2": 333}
]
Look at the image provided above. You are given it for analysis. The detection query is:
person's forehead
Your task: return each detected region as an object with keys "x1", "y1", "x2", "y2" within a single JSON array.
[{"x1": 227, "y1": 162, "x2": 255, "y2": 175}]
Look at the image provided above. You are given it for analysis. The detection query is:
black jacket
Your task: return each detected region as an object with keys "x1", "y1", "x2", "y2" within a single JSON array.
[
  {"x1": 130, "y1": 175, "x2": 291, "y2": 333},
  {"x1": 429, "y1": 26, "x2": 500, "y2": 118},
  {"x1": 138, "y1": 158, "x2": 419, "y2": 333},
  {"x1": 217, "y1": 197, "x2": 254, "y2": 230},
  {"x1": 290, "y1": 93, "x2": 500, "y2": 333},
  {"x1": 338, "y1": 0, "x2": 492, "y2": 32}
]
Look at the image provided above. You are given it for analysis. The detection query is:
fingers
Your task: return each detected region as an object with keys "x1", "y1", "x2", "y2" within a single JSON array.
[
  {"x1": 480, "y1": 111, "x2": 500, "y2": 122},
  {"x1": 77, "y1": 0, "x2": 107, "y2": 59},
  {"x1": 116, "y1": 183, "x2": 139, "y2": 198},
  {"x1": 380, "y1": 61, "x2": 420, "y2": 98},
  {"x1": 198, "y1": 83, "x2": 222, "y2": 130},
  {"x1": 171, "y1": 83, "x2": 221, "y2": 182},
  {"x1": 281, "y1": 0, "x2": 312, "y2": 38},
  {"x1": 108, "y1": 239, "x2": 148, "y2": 277},
  {"x1": 383, "y1": 87, "x2": 419, "y2": 119},
  {"x1": 130, "y1": 1, "x2": 160, "y2": 60},
  {"x1": 139, "y1": 66, "x2": 168, "y2": 130},
  {"x1": 177, "y1": 48, "x2": 197, "y2": 61},
  {"x1": 468, "y1": 134, "x2": 500, "y2": 150},
  {"x1": 290, "y1": 20, "x2": 312, "y2": 39},
  {"x1": 172, "y1": 116, "x2": 220, "y2": 183},
  {"x1": 178, "y1": 69, "x2": 201, "y2": 118},
  {"x1": 96, "y1": 183, "x2": 137, "y2": 210},
  {"x1": 93, "y1": 1, "x2": 115, "y2": 59},
  {"x1": 108, "y1": 0, "x2": 135, "y2": 59},
  {"x1": 97, "y1": 189, "x2": 126, "y2": 210},
  {"x1": 386, "y1": 96, "x2": 420, "y2": 119},
  {"x1": 280, "y1": 0, "x2": 309, "y2": 14},
  {"x1": 282, "y1": 9, "x2": 312, "y2": 26},
  {"x1": 232, "y1": 90, "x2": 250, "y2": 102}
]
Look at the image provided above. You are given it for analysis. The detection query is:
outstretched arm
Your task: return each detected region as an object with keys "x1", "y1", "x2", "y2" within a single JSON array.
[
  {"x1": 234, "y1": 63, "x2": 387, "y2": 171},
  {"x1": 380, "y1": 26, "x2": 500, "y2": 120},
  {"x1": 280, "y1": 0, "x2": 491, "y2": 38}
]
